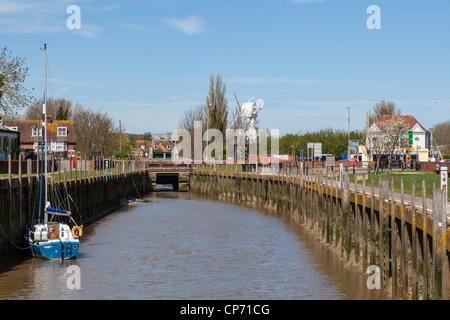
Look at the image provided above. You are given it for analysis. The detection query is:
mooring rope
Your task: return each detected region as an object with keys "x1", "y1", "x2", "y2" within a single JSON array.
[
  {"x1": 130, "y1": 174, "x2": 142, "y2": 199},
  {"x1": 0, "y1": 222, "x2": 32, "y2": 250}
]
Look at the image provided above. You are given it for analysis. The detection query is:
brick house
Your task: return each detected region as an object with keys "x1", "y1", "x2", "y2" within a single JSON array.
[
  {"x1": 134, "y1": 140, "x2": 152, "y2": 158},
  {"x1": 152, "y1": 140, "x2": 174, "y2": 159},
  {"x1": 4, "y1": 116, "x2": 76, "y2": 159}
]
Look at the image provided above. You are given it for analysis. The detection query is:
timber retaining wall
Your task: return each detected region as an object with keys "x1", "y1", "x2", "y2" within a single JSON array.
[
  {"x1": 0, "y1": 165, "x2": 153, "y2": 258},
  {"x1": 191, "y1": 168, "x2": 449, "y2": 300}
]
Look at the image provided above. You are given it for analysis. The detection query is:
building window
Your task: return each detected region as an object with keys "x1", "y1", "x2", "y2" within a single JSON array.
[
  {"x1": 32, "y1": 127, "x2": 43, "y2": 137},
  {"x1": 34, "y1": 141, "x2": 49, "y2": 152},
  {"x1": 57, "y1": 127, "x2": 67, "y2": 137},
  {"x1": 51, "y1": 141, "x2": 67, "y2": 152},
  {"x1": 166, "y1": 145, "x2": 171, "y2": 150}
]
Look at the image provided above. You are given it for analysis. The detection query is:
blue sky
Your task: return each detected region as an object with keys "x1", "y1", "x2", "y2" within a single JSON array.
[{"x1": 1, "y1": 0, "x2": 450, "y2": 135}]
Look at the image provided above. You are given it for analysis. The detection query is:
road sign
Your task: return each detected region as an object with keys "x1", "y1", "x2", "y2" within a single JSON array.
[
  {"x1": 307, "y1": 142, "x2": 322, "y2": 158},
  {"x1": 401, "y1": 131, "x2": 413, "y2": 147},
  {"x1": 313, "y1": 143, "x2": 322, "y2": 158},
  {"x1": 326, "y1": 155, "x2": 335, "y2": 167},
  {"x1": 349, "y1": 140, "x2": 359, "y2": 155},
  {"x1": 349, "y1": 140, "x2": 359, "y2": 148}
]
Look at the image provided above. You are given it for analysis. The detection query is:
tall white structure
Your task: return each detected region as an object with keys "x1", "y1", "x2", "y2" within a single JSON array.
[{"x1": 229, "y1": 98, "x2": 264, "y2": 141}]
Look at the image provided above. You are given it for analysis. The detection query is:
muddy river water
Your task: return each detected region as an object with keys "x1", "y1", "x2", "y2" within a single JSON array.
[{"x1": 0, "y1": 191, "x2": 383, "y2": 300}]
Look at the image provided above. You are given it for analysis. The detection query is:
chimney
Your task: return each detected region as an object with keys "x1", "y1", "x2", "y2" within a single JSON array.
[{"x1": 46, "y1": 113, "x2": 52, "y2": 125}]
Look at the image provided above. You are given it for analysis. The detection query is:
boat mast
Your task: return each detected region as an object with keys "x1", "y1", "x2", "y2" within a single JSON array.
[{"x1": 43, "y1": 43, "x2": 48, "y2": 223}]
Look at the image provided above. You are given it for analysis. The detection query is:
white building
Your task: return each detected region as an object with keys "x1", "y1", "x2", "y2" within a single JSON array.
[{"x1": 362, "y1": 115, "x2": 431, "y2": 162}]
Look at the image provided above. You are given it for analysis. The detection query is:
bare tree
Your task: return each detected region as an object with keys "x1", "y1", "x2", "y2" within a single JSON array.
[
  {"x1": 73, "y1": 106, "x2": 118, "y2": 158},
  {"x1": 178, "y1": 105, "x2": 205, "y2": 131},
  {"x1": 0, "y1": 47, "x2": 34, "y2": 117},
  {"x1": 433, "y1": 120, "x2": 450, "y2": 146},
  {"x1": 367, "y1": 100, "x2": 401, "y2": 129},
  {"x1": 205, "y1": 74, "x2": 228, "y2": 135},
  {"x1": 24, "y1": 98, "x2": 73, "y2": 120},
  {"x1": 177, "y1": 105, "x2": 205, "y2": 159}
]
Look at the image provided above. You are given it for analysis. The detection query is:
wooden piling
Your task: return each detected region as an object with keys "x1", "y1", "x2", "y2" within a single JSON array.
[{"x1": 190, "y1": 168, "x2": 450, "y2": 300}]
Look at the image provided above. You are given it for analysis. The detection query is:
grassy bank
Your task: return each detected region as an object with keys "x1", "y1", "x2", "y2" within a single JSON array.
[{"x1": 349, "y1": 171, "x2": 449, "y2": 199}]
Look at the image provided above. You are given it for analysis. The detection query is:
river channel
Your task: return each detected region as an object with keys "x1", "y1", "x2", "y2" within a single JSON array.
[{"x1": 0, "y1": 190, "x2": 383, "y2": 300}]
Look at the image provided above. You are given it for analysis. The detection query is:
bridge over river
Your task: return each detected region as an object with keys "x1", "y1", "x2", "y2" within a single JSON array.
[{"x1": 146, "y1": 160, "x2": 191, "y2": 191}]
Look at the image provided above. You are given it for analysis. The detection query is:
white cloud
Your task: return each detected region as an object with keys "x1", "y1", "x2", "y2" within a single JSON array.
[
  {"x1": 75, "y1": 24, "x2": 103, "y2": 38},
  {"x1": 0, "y1": 0, "x2": 102, "y2": 37},
  {"x1": 166, "y1": 16, "x2": 205, "y2": 35},
  {"x1": 34, "y1": 77, "x2": 104, "y2": 88},
  {"x1": 0, "y1": 0, "x2": 40, "y2": 14}
]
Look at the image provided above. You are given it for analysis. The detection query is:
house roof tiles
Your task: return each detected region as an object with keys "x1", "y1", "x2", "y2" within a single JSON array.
[
  {"x1": 3, "y1": 119, "x2": 76, "y2": 144},
  {"x1": 375, "y1": 115, "x2": 428, "y2": 132}
]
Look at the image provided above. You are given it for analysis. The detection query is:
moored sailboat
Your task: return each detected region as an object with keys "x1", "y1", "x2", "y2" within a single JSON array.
[{"x1": 25, "y1": 44, "x2": 81, "y2": 260}]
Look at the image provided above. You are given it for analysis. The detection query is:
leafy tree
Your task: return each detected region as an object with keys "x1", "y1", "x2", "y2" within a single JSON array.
[
  {"x1": 0, "y1": 47, "x2": 34, "y2": 117},
  {"x1": 279, "y1": 128, "x2": 364, "y2": 160},
  {"x1": 113, "y1": 132, "x2": 133, "y2": 158}
]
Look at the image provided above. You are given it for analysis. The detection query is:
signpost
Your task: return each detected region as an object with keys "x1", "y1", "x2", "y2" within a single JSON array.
[
  {"x1": 326, "y1": 155, "x2": 335, "y2": 169},
  {"x1": 348, "y1": 140, "x2": 359, "y2": 173},
  {"x1": 441, "y1": 166, "x2": 448, "y2": 211},
  {"x1": 349, "y1": 140, "x2": 359, "y2": 155}
]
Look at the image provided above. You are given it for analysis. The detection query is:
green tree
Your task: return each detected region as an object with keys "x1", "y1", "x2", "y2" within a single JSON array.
[
  {"x1": 279, "y1": 128, "x2": 364, "y2": 160},
  {"x1": 113, "y1": 132, "x2": 134, "y2": 158},
  {"x1": 0, "y1": 47, "x2": 34, "y2": 117}
]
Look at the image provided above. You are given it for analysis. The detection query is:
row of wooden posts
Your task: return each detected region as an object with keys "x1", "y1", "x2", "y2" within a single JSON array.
[
  {"x1": 0, "y1": 155, "x2": 152, "y2": 257},
  {"x1": 4, "y1": 155, "x2": 152, "y2": 181},
  {"x1": 191, "y1": 166, "x2": 449, "y2": 300}
]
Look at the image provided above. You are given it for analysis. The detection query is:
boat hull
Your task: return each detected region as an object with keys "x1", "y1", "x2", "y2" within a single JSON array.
[{"x1": 29, "y1": 240, "x2": 79, "y2": 260}]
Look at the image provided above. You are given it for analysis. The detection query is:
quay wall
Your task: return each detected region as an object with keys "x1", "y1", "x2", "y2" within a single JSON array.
[
  {"x1": 191, "y1": 168, "x2": 449, "y2": 300},
  {"x1": 0, "y1": 160, "x2": 153, "y2": 258}
]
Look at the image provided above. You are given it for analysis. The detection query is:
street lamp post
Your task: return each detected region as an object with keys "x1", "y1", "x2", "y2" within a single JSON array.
[{"x1": 434, "y1": 101, "x2": 450, "y2": 161}]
